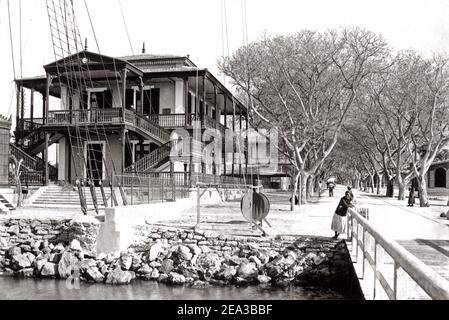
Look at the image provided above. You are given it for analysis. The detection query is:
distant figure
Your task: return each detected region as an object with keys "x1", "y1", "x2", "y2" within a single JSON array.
[
  {"x1": 290, "y1": 195, "x2": 299, "y2": 205},
  {"x1": 407, "y1": 186, "x2": 415, "y2": 207},
  {"x1": 331, "y1": 191, "x2": 354, "y2": 240},
  {"x1": 328, "y1": 182, "x2": 335, "y2": 197}
]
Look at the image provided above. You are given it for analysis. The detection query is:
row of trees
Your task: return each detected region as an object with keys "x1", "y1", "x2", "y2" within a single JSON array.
[{"x1": 220, "y1": 27, "x2": 449, "y2": 209}]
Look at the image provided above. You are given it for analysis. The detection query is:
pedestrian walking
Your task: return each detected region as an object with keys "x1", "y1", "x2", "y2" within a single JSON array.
[
  {"x1": 331, "y1": 191, "x2": 354, "y2": 239},
  {"x1": 328, "y1": 181, "x2": 335, "y2": 197}
]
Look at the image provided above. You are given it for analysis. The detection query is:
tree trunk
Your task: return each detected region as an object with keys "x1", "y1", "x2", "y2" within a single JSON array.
[
  {"x1": 397, "y1": 173, "x2": 405, "y2": 201},
  {"x1": 300, "y1": 171, "x2": 309, "y2": 205},
  {"x1": 290, "y1": 172, "x2": 300, "y2": 211},
  {"x1": 369, "y1": 175, "x2": 375, "y2": 193},
  {"x1": 376, "y1": 173, "x2": 381, "y2": 195},
  {"x1": 418, "y1": 174, "x2": 430, "y2": 207},
  {"x1": 386, "y1": 177, "x2": 394, "y2": 198},
  {"x1": 306, "y1": 175, "x2": 314, "y2": 201}
]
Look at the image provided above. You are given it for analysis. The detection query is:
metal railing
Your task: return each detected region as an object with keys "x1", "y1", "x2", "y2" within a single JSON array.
[
  {"x1": 112, "y1": 173, "x2": 190, "y2": 205},
  {"x1": 348, "y1": 207, "x2": 449, "y2": 300},
  {"x1": 148, "y1": 113, "x2": 186, "y2": 127}
]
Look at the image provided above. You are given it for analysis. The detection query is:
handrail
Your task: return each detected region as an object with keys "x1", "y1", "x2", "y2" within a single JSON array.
[
  {"x1": 125, "y1": 142, "x2": 171, "y2": 173},
  {"x1": 348, "y1": 207, "x2": 449, "y2": 300}
]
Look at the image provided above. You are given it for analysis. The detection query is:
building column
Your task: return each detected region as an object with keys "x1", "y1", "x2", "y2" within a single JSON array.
[
  {"x1": 58, "y1": 137, "x2": 67, "y2": 182},
  {"x1": 15, "y1": 84, "x2": 20, "y2": 140},
  {"x1": 232, "y1": 101, "x2": 235, "y2": 178},
  {"x1": 245, "y1": 112, "x2": 248, "y2": 177},
  {"x1": 184, "y1": 77, "x2": 189, "y2": 126},
  {"x1": 139, "y1": 77, "x2": 144, "y2": 114},
  {"x1": 44, "y1": 73, "x2": 51, "y2": 186},
  {"x1": 121, "y1": 68, "x2": 128, "y2": 113},
  {"x1": 20, "y1": 87, "x2": 25, "y2": 133},
  {"x1": 30, "y1": 89, "x2": 34, "y2": 130},
  {"x1": 239, "y1": 107, "x2": 242, "y2": 177},
  {"x1": 223, "y1": 97, "x2": 227, "y2": 176}
]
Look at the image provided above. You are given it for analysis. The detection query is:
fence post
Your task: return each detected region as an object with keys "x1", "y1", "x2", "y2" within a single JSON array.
[
  {"x1": 361, "y1": 229, "x2": 366, "y2": 279},
  {"x1": 161, "y1": 179, "x2": 164, "y2": 203},
  {"x1": 373, "y1": 239, "x2": 378, "y2": 300},
  {"x1": 393, "y1": 262, "x2": 408, "y2": 300},
  {"x1": 148, "y1": 175, "x2": 151, "y2": 204},
  {"x1": 197, "y1": 185, "x2": 200, "y2": 225},
  {"x1": 131, "y1": 172, "x2": 134, "y2": 205}
]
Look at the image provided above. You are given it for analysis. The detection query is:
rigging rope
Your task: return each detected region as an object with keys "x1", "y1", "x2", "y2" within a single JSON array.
[
  {"x1": 118, "y1": 0, "x2": 134, "y2": 55},
  {"x1": 7, "y1": 0, "x2": 17, "y2": 79}
]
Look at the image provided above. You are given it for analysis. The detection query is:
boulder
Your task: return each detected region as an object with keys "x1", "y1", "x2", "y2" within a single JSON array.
[
  {"x1": 197, "y1": 253, "x2": 223, "y2": 274},
  {"x1": 35, "y1": 258, "x2": 47, "y2": 274},
  {"x1": 53, "y1": 243, "x2": 66, "y2": 253},
  {"x1": 160, "y1": 259, "x2": 174, "y2": 274},
  {"x1": 168, "y1": 272, "x2": 186, "y2": 285},
  {"x1": 267, "y1": 265, "x2": 283, "y2": 278},
  {"x1": 12, "y1": 254, "x2": 32, "y2": 270},
  {"x1": 249, "y1": 256, "x2": 263, "y2": 267},
  {"x1": 131, "y1": 256, "x2": 142, "y2": 270},
  {"x1": 147, "y1": 241, "x2": 163, "y2": 261},
  {"x1": 186, "y1": 244, "x2": 202, "y2": 256},
  {"x1": 203, "y1": 231, "x2": 220, "y2": 239},
  {"x1": 48, "y1": 253, "x2": 62, "y2": 264},
  {"x1": 25, "y1": 252, "x2": 36, "y2": 264},
  {"x1": 257, "y1": 275, "x2": 272, "y2": 284},
  {"x1": 7, "y1": 246, "x2": 21, "y2": 257},
  {"x1": 18, "y1": 268, "x2": 34, "y2": 278},
  {"x1": 217, "y1": 266, "x2": 237, "y2": 281},
  {"x1": 105, "y1": 268, "x2": 135, "y2": 285},
  {"x1": 137, "y1": 264, "x2": 153, "y2": 275},
  {"x1": 237, "y1": 262, "x2": 258, "y2": 279},
  {"x1": 69, "y1": 239, "x2": 82, "y2": 251},
  {"x1": 120, "y1": 254, "x2": 133, "y2": 270},
  {"x1": 149, "y1": 261, "x2": 161, "y2": 268},
  {"x1": 177, "y1": 245, "x2": 193, "y2": 261},
  {"x1": 85, "y1": 266, "x2": 105, "y2": 283},
  {"x1": 149, "y1": 268, "x2": 160, "y2": 280},
  {"x1": 313, "y1": 253, "x2": 326, "y2": 266},
  {"x1": 41, "y1": 262, "x2": 58, "y2": 277},
  {"x1": 58, "y1": 251, "x2": 79, "y2": 279},
  {"x1": 7, "y1": 225, "x2": 20, "y2": 236}
]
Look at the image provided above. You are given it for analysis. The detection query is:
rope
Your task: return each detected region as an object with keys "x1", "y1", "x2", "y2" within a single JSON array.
[
  {"x1": 118, "y1": 0, "x2": 134, "y2": 55},
  {"x1": 7, "y1": 0, "x2": 17, "y2": 79},
  {"x1": 83, "y1": 0, "x2": 101, "y2": 53}
]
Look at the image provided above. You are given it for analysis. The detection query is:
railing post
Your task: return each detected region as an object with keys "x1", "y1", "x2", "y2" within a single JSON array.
[
  {"x1": 161, "y1": 179, "x2": 164, "y2": 203},
  {"x1": 362, "y1": 229, "x2": 366, "y2": 279},
  {"x1": 393, "y1": 262, "x2": 408, "y2": 300},
  {"x1": 131, "y1": 172, "x2": 134, "y2": 205},
  {"x1": 148, "y1": 175, "x2": 151, "y2": 204},
  {"x1": 373, "y1": 239, "x2": 378, "y2": 300}
]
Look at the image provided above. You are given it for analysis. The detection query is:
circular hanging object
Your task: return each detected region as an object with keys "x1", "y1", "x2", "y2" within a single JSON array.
[{"x1": 241, "y1": 190, "x2": 270, "y2": 222}]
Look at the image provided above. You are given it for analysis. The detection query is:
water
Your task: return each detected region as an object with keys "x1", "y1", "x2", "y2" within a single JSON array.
[{"x1": 0, "y1": 277, "x2": 347, "y2": 300}]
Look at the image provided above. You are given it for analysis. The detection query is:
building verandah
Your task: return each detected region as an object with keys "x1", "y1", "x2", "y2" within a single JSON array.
[{"x1": 12, "y1": 50, "x2": 252, "y2": 187}]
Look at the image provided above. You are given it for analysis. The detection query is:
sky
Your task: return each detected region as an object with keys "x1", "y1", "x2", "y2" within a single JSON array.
[{"x1": 2, "y1": 0, "x2": 449, "y2": 119}]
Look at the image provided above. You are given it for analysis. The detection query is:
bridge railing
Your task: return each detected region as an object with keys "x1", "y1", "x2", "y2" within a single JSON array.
[{"x1": 347, "y1": 207, "x2": 449, "y2": 300}]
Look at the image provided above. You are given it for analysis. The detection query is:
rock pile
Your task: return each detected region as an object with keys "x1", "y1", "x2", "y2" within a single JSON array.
[{"x1": 0, "y1": 223, "x2": 353, "y2": 288}]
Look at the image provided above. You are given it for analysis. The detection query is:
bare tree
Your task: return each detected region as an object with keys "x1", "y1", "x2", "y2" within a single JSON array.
[{"x1": 220, "y1": 27, "x2": 390, "y2": 208}]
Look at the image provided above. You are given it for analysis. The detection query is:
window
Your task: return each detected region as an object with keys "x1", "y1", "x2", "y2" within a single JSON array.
[
  {"x1": 162, "y1": 108, "x2": 172, "y2": 115},
  {"x1": 435, "y1": 168, "x2": 446, "y2": 188},
  {"x1": 143, "y1": 88, "x2": 160, "y2": 115}
]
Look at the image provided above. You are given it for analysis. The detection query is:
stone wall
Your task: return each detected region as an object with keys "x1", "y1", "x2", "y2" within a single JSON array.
[{"x1": 0, "y1": 217, "x2": 363, "y2": 299}]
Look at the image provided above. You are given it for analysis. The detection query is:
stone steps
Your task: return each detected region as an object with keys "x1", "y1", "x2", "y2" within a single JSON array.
[{"x1": 29, "y1": 185, "x2": 112, "y2": 208}]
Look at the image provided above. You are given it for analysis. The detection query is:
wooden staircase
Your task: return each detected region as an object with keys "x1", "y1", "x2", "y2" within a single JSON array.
[{"x1": 125, "y1": 142, "x2": 171, "y2": 173}]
